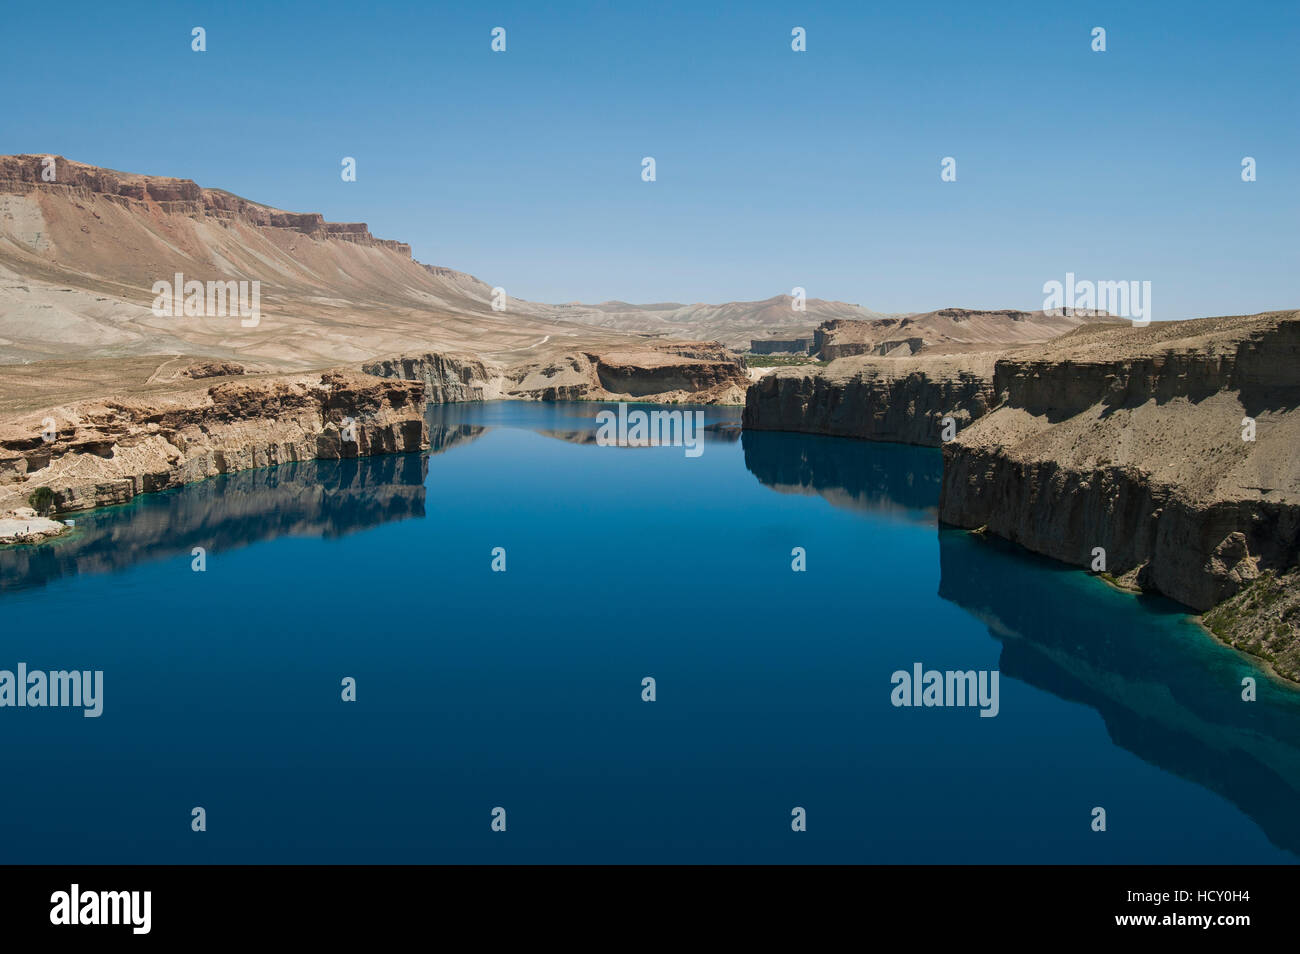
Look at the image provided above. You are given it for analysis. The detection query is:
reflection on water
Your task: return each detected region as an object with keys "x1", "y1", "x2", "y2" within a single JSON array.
[
  {"x1": 1, "y1": 400, "x2": 1296, "y2": 860},
  {"x1": 428, "y1": 399, "x2": 743, "y2": 435},
  {"x1": 430, "y1": 399, "x2": 744, "y2": 451},
  {"x1": 938, "y1": 528, "x2": 1300, "y2": 857},
  {"x1": 0, "y1": 455, "x2": 427, "y2": 594},
  {"x1": 741, "y1": 429, "x2": 942, "y2": 521},
  {"x1": 534, "y1": 422, "x2": 741, "y2": 448},
  {"x1": 429, "y1": 423, "x2": 487, "y2": 455}
]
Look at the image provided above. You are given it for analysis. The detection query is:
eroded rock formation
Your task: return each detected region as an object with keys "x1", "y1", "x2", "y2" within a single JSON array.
[
  {"x1": 743, "y1": 354, "x2": 998, "y2": 446},
  {"x1": 368, "y1": 342, "x2": 751, "y2": 406},
  {"x1": 939, "y1": 313, "x2": 1300, "y2": 613},
  {"x1": 362, "y1": 352, "x2": 502, "y2": 403},
  {"x1": 0, "y1": 155, "x2": 413, "y2": 255},
  {"x1": 813, "y1": 308, "x2": 1112, "y2": 359},
  {"x1": 741, "y1": 310, "x2": 1300, "y2": 675},
  {"x1": 0, "y1": 370, "x2": 427, "y2": 513}
]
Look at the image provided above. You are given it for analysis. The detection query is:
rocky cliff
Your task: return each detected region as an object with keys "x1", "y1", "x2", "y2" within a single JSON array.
[
  {"x1": 364, "y1": 342, "x2": 749, "y2": 405},
  {"x1": 573, "y1": 342, "x2": 750, "y2": 403},
  {"x1": 939, "y1": 313, "x2": 1300, "y2": 613},
  {"x1": 0, "y1": 370, "x2": 428, "y2": 513},
  {"x1": 0, "y1": 155, "x2": 412, "y2": 255},
  {"x1": 749, "y1": 334, "x2": 815, "y2": 355},
  {"x1": 741, "y1": 310, "x2": 1300, "y2": 676},
  {"x1": 813, "y1": 308, "x2": 1112, "y2": 359},
  {"x1": 742, "y1": 354, "x2": 998, "y2": 446},
  {"x1": 361, "y1": 352, "x2": 503, "y2": 403}
]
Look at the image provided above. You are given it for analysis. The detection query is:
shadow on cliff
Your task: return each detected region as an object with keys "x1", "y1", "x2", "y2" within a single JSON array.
[
  {"x1": 741, "y1": 429, "x2": 943, "y2": 522},
  {"x1": 938, "y1": 527, "x2": 1300, "y2": 857},
  {"x1": 0, "y1": 455, "x2": 429, "y2": 594}
]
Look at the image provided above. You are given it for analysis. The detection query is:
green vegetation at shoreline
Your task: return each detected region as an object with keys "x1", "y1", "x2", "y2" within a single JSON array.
[
  {"x1": 744, "y1": 354, "x2": 827, "y2": 367},
  {"x1": 1204, "y1": 570, "x2": 1300, "y2": 683}
]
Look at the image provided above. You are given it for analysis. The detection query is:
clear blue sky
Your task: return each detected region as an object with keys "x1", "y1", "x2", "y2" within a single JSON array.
[{"x1": 3, "y1": 0, "x2": 1296, "y2": 318}]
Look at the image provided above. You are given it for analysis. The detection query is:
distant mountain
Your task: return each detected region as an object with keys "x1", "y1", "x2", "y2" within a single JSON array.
[
  {"x1": 0, "y1": 155, "x2": 1117, "y2": 393},
  {"x1": 0, "y1": 155, "x2": 897, "y2": 361},
  {"x1": 814, "y1": 307, "x2": 1119, "y2": 359},
  {"x1": 0, "y1": 154, "x2": 626, "y2": 369},
  {"x1": 534, "y1": 295, "x2": 895, "y2": 349}
]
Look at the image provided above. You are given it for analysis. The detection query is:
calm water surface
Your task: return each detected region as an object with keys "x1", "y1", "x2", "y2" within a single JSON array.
[{"x1": 1, "y1": 401, "x2": 1296, "y2": 863}]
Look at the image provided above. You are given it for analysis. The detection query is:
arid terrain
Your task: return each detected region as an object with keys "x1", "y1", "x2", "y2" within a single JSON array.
[
  {"x1": 0, "y1": 155, "x2": 1120, "y2": 410},
  {"x1": 813, "y1": 307, "x2": 1115, "y2": 359},
  {"x1": 0, "y1": 155, "x2": 752, "y2": 407},
  {"x1": 2, "y1": 154, "x2": 1296, "y2": 682}
]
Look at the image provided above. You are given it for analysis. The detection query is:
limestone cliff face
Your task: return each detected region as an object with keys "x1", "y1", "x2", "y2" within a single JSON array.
[
  {"x1": 939, "y1": 446, "x2": 1295, "y2": 610},
  {"x1": 0, "y1": 370, "x2": 428, "y2": 513},
  {"x1": 361, "y1": 352, "x2": 502, "y2": 403},
  {"x1": 0, "y1": 155, "x2": 412, "y2": 255},
  {"x1": 585, "y1": 344, "x2": 749, "y2": 401},
  {"x1": 939, "y1": 313, "x2": 1300, "y2": 612},
  {"x1": 741, "y1": 311, "x2": 1300, "y2": 621},
  {"x1": 816, "y1": 319, "x2": 910, "y2": 359},
  {"x1": 506, "y1": 342, "x2": 750, "y2": 405},
  {"x1": 812, "y1": 309, "x2": 1111, "y2": 359},
  {"x1": 742, "y1": 355, "x2": 998, "y2": 446},
  {"x1": 364, "y1": 343, "x2": 749, "y2": 406}
]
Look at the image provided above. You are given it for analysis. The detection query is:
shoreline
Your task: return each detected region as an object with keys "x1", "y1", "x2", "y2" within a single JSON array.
[
  {"x1": 7, "y1": 405, "x2": 1294, "y2": 692},
  {"x1": 962, "y1": 525, "x2": 1300, "y2": 690},
  {"x1": 0, "y1": 512, "x2": 70, "y2": 545}
]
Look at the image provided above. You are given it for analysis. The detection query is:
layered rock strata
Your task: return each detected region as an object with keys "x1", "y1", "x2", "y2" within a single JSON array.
[
  {"x1": 368, "y1": 342, "x2": 751, "y2": 406},
  {"x1": 742, "y1": 354, "x2": 998, "y2": 446},
  {"x1": 361, "y1": 352, "x2": 501, "y2": 403},
  {"x1": 938, "y1": 313, "x2": 1300, "y2": 612},
  {"x1": 742, "y1": 311, "x2": 1300, "y2": 674},
  {"x1": 0, "y1": 155, "x2": 413, "y2": 255},
  {"x1": 0, "y1": 370, "x2": 427, "y2": 513}
]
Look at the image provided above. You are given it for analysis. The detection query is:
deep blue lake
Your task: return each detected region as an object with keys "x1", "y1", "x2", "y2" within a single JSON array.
[{"x1": 1, "y1": 400, "x2": 1298, "y2": 863}]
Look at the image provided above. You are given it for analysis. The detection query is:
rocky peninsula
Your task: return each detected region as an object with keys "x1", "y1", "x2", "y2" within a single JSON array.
[
  {"x1": 745, "y1": 311, "x2": 1300, "y2": 679},
  {"x1": 0, "y1": 367, "x2": 427, "y2": 517}
]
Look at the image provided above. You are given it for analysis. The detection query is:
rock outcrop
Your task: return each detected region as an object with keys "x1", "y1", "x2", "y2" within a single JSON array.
[
  {"x1": 505, "y1": 342, "x2": 750, "y2": 405},
  {"x1": 749, "y1": 335, "x2": 814, "y2": 355},
  {"x1": 362, "y1": 352, "x2": 503, "y2": 403},
  {"x1": 743, "y1": 354, "x2": 998, "y2": 446},
  {"x1": 0, "y1": 509, "x2": 68, "y2": 544},
  {"x1": 938, "y1": 312, "x2": 1300, "y2": 612},
  {"x1": 182, "y1": 360, "x2": 245, "y2": 379},
  {"x1": 741, "y1": 310, "x2": 1300, "y2": 676},
  {"x1": 364, "y1": 342, "x2": 749, "y2": 405},
  {"x1": 0, "y1": 370, "x2": 428, "y2": 513},
  {"x1": 813, "y1": 308, "x2": 1113, "y2": 359},
  {"x1": 0, "y1": 155, "x2": 413, "y2": 256}
]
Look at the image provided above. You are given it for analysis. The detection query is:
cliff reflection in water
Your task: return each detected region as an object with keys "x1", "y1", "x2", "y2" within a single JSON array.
[
  {"x1": 938, "y1": 528, "x2": 1300, "y2": 857},
  {"x1": 0, "y1": 454, "x2": 429, "y2": 594},
  {"x1": 741, "y1": 429, "x2": 943, "y2": 521},
  {"x1": 428, "y1": 398, "x2": 743, "y2": 449},
  {"x1": 429, "y1": 423, "x2": 488, "y2": 455}
]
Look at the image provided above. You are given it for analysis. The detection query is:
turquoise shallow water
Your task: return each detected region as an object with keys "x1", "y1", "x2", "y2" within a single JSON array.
[{"x1": 0, "y1": 400, "x2": 1296, "y2": 863}]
